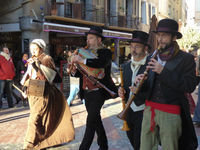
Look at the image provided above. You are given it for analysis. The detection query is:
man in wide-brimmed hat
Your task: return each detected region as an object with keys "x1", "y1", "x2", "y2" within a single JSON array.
[
  {"x1": 134, "y1": 18, "x2": 199, "y2": 150},
  {"x1": 71, "y1": 26, "x2": 117, "y2": 150},
  {"x1": 118, "y1": 30, "x2": 149, "y2": 150}
]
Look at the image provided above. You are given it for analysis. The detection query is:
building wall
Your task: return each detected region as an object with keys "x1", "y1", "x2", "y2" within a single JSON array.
[
  {"x1": 195, "y1": 0, "x2": 200, "y2": 26},
  {"x1": 0, "y1": 0, "x2": 23, "y2": 24},
  {"x1": 181, "y1": 0, "x2": 188, "y2": 26},
  {"x1": 158, "y1": 0, "x2": 184, "y2": 23},
  {"x1": 139, "y1": 0, "x2": 158, "y2": 32}
]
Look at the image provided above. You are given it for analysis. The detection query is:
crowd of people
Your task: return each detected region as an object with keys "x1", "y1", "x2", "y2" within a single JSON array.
[{"x1": 0, "y1": 18, "x2": 200, "y2": 150}]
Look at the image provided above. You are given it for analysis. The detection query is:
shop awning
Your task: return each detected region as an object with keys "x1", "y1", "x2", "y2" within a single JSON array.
[{"x1": 43, "y1": 22, "x2": 132, "y2": 39}]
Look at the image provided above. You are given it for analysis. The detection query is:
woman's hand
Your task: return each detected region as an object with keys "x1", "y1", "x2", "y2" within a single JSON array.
[{"x1": 22, "y1": 91, "x2": 28, "y2": 99}]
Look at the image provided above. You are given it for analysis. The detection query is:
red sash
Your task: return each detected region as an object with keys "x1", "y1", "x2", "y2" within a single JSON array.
[{"x1": 145, "y1": 100, "x2": 181, "y2": 132}]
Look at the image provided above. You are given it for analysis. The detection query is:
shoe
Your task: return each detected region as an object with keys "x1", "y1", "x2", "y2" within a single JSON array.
[
  {"x1": 8, "y1": 104, "x2": 14, "y2": 108},
  {"x1": 15, "y1": 98, "x2": 21, "y2": 104},
  {"x1": 193, "y1": 122, "x2": 200, "y2": 127}
]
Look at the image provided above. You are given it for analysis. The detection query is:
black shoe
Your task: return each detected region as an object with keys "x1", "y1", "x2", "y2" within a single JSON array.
[
  {"x1": 98, "y1": 146, "x2": 108, "y2": 150},
  {"x1": 15, "y1": 98, "x2": 21, "y2": 104},
  {"x1": 193, "y1": 122, "x2": 200, "y2": 127},
  {"x1": 8, "y1": 104, "x2": 14, "y2": 108}
]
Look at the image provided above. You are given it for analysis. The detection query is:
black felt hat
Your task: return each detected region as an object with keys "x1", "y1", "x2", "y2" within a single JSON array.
[
  {"x1": 85, "y1": 26, "x2": 104, "y2": 39},
  {"x1": 130, "y1": 30, "x2": 149, "y2": 46},
  {"x1": 153, "y1": 18, "x2": 182, "y2": 39}
]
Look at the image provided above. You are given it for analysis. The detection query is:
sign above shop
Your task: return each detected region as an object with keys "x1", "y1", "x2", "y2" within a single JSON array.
[
  {"x1": 43, "y1": 22, "x2": 132, "y2": 39},
  {"x1": 0, "y1": 23, "x2": 20, "y2": 32}
]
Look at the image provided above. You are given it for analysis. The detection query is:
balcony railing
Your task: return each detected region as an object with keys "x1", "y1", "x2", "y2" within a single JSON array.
[{"x1": 46, "y1": 1, "x2": 141, "y2": 29}]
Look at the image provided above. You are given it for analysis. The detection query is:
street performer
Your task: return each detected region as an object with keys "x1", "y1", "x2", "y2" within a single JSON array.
[
  {"x1": 134, "y1": 19, "x2": 199, "y2": 150},
  {"x1": 118, "y1": 30, "x2": 149, "y2": 150},
  {"x1": 70, "y1": 26, "x2": 117, "y2": 150},
  {"x1": 21, "y1": 39, "x2": 74, "y2": 150}
]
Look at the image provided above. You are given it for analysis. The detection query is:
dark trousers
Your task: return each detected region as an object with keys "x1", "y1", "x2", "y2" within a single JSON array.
[
  {"x1": 0, "y1": 80, "x2": 13, "y2": 108},
  {"x1": 79, "y1": 89, "x2": 108, "y2": 150},
  {"x1": 126, "y1": 108, "x2": 143, "y2": 150}
]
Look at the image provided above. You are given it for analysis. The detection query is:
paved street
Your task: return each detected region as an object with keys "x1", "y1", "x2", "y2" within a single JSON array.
[
  {"x1": 0, "y1": 84, "x2": 200, "y2": 150},
  {"x1": 0, "y1": 97, "x2": 133, "y2": 150}
]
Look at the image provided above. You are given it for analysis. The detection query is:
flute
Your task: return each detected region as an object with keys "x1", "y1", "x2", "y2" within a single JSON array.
[{"x1": 25, "y1": 55, "x2": 36, "y2": 66}]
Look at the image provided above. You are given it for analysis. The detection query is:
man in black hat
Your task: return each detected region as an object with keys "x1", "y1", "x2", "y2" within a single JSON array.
[
  {"x1": 71, "y1": 26, "x2": 117, "y2": 150},
  {"x1": 134, "y1": 18, "x2": 199, "y2": 150},
  {"x1": 118, "y1": 30, "x2": 149, "y2": 150}
]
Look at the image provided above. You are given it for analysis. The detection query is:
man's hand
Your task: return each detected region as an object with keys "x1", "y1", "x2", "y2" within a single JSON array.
[
  {"x1": 71, "y1": 55, "x2": 84, "y2": 64},
  {"x1": 67, "y1": 62, "x2": 77, "y2": 74},
  {"x1": 147, "y1": 58, "x2": 164, "y2": 74},
  {"x1": 134, "y1": 74, "x2": 147, "y2": 86},
  {"x1": 118, "y1": 87, "x2": 126, "y2": 98},
  {"x1": 129, "y1": 86, "x2": 136, "y2": 93}
]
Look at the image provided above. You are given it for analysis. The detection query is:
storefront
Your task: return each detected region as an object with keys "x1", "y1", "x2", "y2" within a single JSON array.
[
  {"x1": 0, "y1": 23, "x2": 22, "y2": 65},
  {"x1": 43, "y1": 22, "x2": 132, "y2": 66}
]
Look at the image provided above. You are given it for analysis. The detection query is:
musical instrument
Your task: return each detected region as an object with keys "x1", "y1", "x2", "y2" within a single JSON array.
[
  {"x1": 12, "y1": 84, "x2": 24, "y2": 94},
  {"x1": 119, "y1": 65, "x2": 130, "y2": 131},
  {"x1": 117, "y1": 49, "x2": 159, "y2": 120},
  {"x1": 68, "y1": 48, "x2": 105, "y2": 79},
  {"x1": 68, "y1": 47, "x2": 117, "y2": 98},
  {"x1": 25, "y1": 55, "x2": 36, "y2": 66}
]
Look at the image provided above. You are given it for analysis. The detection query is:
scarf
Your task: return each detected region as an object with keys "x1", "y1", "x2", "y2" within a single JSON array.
[
  {"x1": 0, "y1": 51, "x2": 10, "y2": 61},
  {"x1": 158, "y1": 41, "x2": 180, "y2": 61},
  {"x1": 130, "y1": 55, "x2": 147, "y2": 83},
  {"x1": 88, "y1": 45, "x2": 104, "y2": 57}
]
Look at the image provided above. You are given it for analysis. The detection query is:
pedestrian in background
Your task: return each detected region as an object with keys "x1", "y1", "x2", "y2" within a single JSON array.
[
  {"x1": 118, "y1": 30, "x2": 149, "y2": 150},
  {"x1": 193, "y1": 51, "x2": 200, "y2": 125},
  {"x1": 13, "y1": 53, "x2": 29, "y2": 105},
  {"x1": 67, "y1": 83, "x2": 80, "y2": 106},
  {"x1": 0, "y1": 46, "x2": 15, "y2": 108}
]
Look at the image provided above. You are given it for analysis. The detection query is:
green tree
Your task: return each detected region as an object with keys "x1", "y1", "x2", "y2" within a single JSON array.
[{"x1": 177, "y1": 27, "x2": 200, "y2": 52}]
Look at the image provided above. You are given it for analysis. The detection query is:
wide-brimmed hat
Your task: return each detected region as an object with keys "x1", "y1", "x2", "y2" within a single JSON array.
[
  {"x1": 31, "y1": 39, "x2": 46, "y2": 50},
  {"x1": 85, "y1": 26, "x2": 104, "y2": 39},
  {"x1": 153, "y1": 18, "x2": 182, "y2": 39},
  {"x1": 130, "y1": 30, "x2": 149, "y2": 46}
]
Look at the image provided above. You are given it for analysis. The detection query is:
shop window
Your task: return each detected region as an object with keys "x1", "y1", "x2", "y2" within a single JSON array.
[
  {"x1": 148, "y1": 3, "x2": 151, "y2": 24},
  {"x1": 152, "y1": 6, "x2": 156, "y2": 15},
  {"x1": 65, "y1": 2, "x2": 72, "y2": 17}
]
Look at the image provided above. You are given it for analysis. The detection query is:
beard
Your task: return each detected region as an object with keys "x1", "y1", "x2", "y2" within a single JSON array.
[{"x1": 159, "y1": 42, "x2": 173, "y2": 51}]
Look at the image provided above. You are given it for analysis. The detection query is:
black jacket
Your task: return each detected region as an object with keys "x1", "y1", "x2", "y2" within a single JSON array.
[
  {"x1": 142, "y1": 50, "x2": 199, "y2": 150},
  {"x1": 122, "y1": 59, "x2": 148, "y2": 106},
  {"x1": 16, "y1": 60, "x2": 27, "y2": 83}
]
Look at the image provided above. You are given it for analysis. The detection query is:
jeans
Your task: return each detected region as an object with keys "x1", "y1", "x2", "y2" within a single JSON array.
[
  {"x1": 67, "y1": 84, "x2": 79, "y2": 106},
  {"x1": 0, "y1": 80, "x2": 14, "y2": 108},
  {"x1": 0, "y1": 80, "x2": 4, "y2": 107},
  {"x1": 193, "y1": 83, "x2": 200, "y2": 122}
]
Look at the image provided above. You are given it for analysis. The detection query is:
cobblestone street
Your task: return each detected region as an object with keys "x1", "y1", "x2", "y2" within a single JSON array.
[{"x1": 0, "y1": 87, "x2": 200, "y2": 150}]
